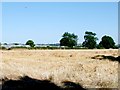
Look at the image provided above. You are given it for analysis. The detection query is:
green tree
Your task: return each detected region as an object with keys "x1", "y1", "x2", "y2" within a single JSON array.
[
  {"x1": 99, "y1": 35, "x2": 115, "y2": 49},
  {"x1": 13, "y1": 43, "x2": 19, "y2": 45},
  {"x1": 82, "y1": 31, "x2": 98, "y2": 49},
  {"x1": 4, "y1": 43, "x2": 7, "y2": 45},
  {"x1": 60, "y1": 32, "x2": 78, "y2": 48},
  {"x1": 26, "y1": 40, "x2": 35, "y2": 47}
]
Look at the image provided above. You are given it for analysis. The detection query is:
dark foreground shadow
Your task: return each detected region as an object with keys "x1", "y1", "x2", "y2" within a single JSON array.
[
  {"x1": 1, "y1": 76, "x2": 86, "y2": 90},
  {"x1": 92, "y1": 55, "x2": 120, "y2": 63}
]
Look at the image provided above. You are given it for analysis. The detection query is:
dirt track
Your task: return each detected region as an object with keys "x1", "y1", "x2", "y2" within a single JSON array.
[{"x1": 0, "y1": 49, "x2": 119, "y2": 88}]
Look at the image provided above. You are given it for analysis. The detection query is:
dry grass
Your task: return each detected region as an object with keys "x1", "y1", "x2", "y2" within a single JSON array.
[{"x1": 0, "y1": 49, "x2": 118, "y2": 88}]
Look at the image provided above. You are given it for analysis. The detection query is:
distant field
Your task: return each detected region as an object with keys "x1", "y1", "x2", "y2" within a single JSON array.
[{"x1": 0, "y1": 49, "x2": 119, "y2": 88}]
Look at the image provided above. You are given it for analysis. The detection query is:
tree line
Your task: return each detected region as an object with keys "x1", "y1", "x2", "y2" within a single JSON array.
[
  {"x1": 25, "y1": 31, "x2": 118, "y2": 49},
  {"x1": 0, "y1": 31, "x2": 118, "y2": 49}
]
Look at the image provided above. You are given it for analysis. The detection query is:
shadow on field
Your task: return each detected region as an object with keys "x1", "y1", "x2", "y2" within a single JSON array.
[
  {"x1": 92, "y1": 55, "x2": 120, "y2": 63},
  {"x1": 1, "y1": 76, "x2": 86, "y2": 90}
]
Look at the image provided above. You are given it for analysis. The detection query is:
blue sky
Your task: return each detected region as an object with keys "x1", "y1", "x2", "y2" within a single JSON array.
[{"x1": 2, "y1": 2, "x2": 118, "y2": 44}]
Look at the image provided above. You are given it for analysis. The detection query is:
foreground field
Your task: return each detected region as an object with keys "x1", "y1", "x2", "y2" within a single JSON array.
[{"x1": 0, "y1": 49, "x2": 119, "y2": 88}]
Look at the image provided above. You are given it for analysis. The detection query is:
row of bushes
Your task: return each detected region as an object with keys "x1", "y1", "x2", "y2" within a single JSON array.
[
  {"x1": 0, "y1": 46, "x2": 88, "y2": 50},
  {"x1": 1, "y1": 45, "x2": 119, "y2": 50},
  {"x1": 0, "y1": 46, "x2": 28, "y2": 50}
]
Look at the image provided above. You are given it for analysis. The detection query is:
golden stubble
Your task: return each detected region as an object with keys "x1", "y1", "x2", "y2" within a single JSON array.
[{"x1": 0, "y1": 49, "x2": 118, "y2": 88}]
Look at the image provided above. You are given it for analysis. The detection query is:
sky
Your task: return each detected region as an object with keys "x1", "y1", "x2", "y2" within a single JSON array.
[{"x1": 2, "y1": 2, "x2": 118, "y2": 44}]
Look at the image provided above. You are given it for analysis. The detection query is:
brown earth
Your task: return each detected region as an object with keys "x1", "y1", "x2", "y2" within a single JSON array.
[{"x1": 0, "y1": 49, "x2": 119, "y2": 88}]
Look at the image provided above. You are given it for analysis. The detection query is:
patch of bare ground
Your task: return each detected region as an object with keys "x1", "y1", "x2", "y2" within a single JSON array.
[{"x1": 0, "y1": 49, "x2": 118, "y2": 88}]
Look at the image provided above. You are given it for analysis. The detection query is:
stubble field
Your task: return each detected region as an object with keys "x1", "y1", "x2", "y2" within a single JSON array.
[{"x1": 0, "y1": 49, "x2": 119, "y2": 88}]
